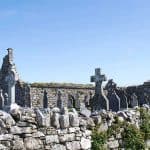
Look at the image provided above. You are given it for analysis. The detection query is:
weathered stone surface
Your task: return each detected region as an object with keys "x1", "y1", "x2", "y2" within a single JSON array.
[
  {"x1": 107, "y1": 140, "x2": 119, "y2": 149},
  {"x1": 69, "y1": 111, "x2": 79, "y2": 127},
  {"x1": 51, "y1": 144, "x2": 66, "y2": 150},
  {"x1": 0, "y1": 134, "x2": 13, "y2": 141},
  {"x1": 51, "y1": 112, "x2": 60, "y2": 129},
  {"x1": 10, "y1": 126, "x2": 32, "y2": 134},
  {"x1": 46, "y1": 135, "x2": 59, "y2": 144},
  {"x1": 0, "y1": 144, "x2": 8, "y2": 150},
  {"x1": 0, "y1": 111, "x2": 15, "y2": 127},
  {"x1": 80, "y1": 137, "x2": 91, "y2": 150},
  {"x1": 32, "y1": 131, "x2": 45, "y2": 138},
  {"x1": 59, "y1": 134, "x2": 75, "y2": 143},
  {"x1": 80, "y1": 103, "x2": 91, "y2": 118},
  {"x1": 24, "y1": 137, "x2": 43, "y2": 150},
  {"x1": 13, "y1": 139, "x2": 25, "y2": 150},
  {"x1": 59, "y1": 114, "x2": 69, "y2": 129},
  {"x1": 66, "y1": 141, "x2": 81, "y2": 150}
]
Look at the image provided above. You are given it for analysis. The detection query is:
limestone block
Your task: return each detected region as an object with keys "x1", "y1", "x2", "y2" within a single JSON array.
[
  {"x1": 59, "y1": 133, "x2": 75, "y2": 143},
  {"x1": 24, "y1": 137, "x2": 43, "y2": 150},
  {"x1": 51, "y1": 113, "x2": 60, "y2": 129},
  {"x1": 91, "y1": 115, "x2": 102, "y2": 125},
  {"x1": 86, "y1": 118, "x2": 95, "y2": 129},
  {"x1": 10, "y1": 126, "x2": 32, "y2": 134},
  {"x1": 0, "y1": 134, "x2": 13, "y2": 141},
  {"x1": 0, "y1": 111, "x2": 15, "y2": 127},
  {"x1": 0, "y1": 144, "x2": 8, "y2": 150},
  {"x1": 59, "y1": 114, "x2": 69, "y2": 129},
  {"x1": 51, "y1": 144, "x2": 66, "y2": 150},
  {"x1": 107, "y1": 140, "x2": 119, "y2": 149},
  {"x1": 80, "y1": 137, "x2": 91, "y2": 150},
  {"x1": 66, "y1": 141, "x2": 81, "y2": 150},
  {"x1": 46, "y1": 135, "x2": 59, "y2": 144},
  {"x1": 13, "y1": 139, "x2": 25, "y2": 150},
  {"x1": 69, "y1": 113, "x2": 79, "y2": 127},
  {"x1": 32, "y1": 131, "x2": 45, "y2": 138}
]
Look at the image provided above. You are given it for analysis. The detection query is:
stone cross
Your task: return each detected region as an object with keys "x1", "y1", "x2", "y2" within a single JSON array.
[
  {"x1": 91, "y1": 68, "x2": 107, "y2": 95},
  {"x1": 90, "y1": 68, "x2": 109, "y2": 111}
]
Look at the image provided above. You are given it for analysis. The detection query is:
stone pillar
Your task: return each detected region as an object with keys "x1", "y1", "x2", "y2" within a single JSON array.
[
  {"x1": 5, "y1": 64, "x2": 18, "y2": 106},
  {"x1": 7, "y1": 48, "x2": 13, "y2": 64}
]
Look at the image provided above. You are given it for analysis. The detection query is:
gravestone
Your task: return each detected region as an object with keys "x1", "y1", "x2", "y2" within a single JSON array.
[
  {"x1": 43, "y1": 90, "x2": 48, "y2": 108},
  {"x1": 75, "y1": 92, "x2": 80, "y2": 110},
  {"x1": 0, "y1": 89, "x2": 4, "y2": 109},
  {"x1": 130, "y1": 93, "x2": 138, "y2": 107},
  {"x1": 91, "y1": 68, "x2": 109, "y2": 111},
  {"x1": 57, "y1": 90, "x2": 64, "y2": 110},
  {"x1": 68, "y1": 94, "x2": 75, "y2": 108},
  {"x1": 105, "y1": 79, "x2": 120, "y2": 112},
  {"x1": 116, "y1": 89, "x2": 128, "y2": 110},
  {"x1": 84, "y1": 95, "x2": 89, "y2": 108},
  {"x1": 80, "y1": 103, "x2": 91, "y2": 118}
]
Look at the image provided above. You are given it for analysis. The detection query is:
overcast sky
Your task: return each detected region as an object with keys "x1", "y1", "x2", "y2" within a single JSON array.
[{"x1": 0, "y1": 0, "x2": 150, "y2": 86}]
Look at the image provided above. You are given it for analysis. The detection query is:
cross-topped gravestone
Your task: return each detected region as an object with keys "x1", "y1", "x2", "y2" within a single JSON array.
[
  {"x1": 91, "y1": 68, "x2": 107, "y2": 95},
  {"x1": 90, "y1": 68, "x2": 109, "y2": 111}
]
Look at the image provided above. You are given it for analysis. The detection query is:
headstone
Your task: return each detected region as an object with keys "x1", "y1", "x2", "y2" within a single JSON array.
[
  {"x1": 0, "y1": 89, "x2": 4, "y2": 110},
  {"x1": 116, "y1": 89, "x2": 128, "y2": 110},
  {"x1": 80, "y1": 103, "x2": 91, "y2": 118},
  {"x1": 105, "y1": 79, "x2": 120, "y2": 112},
  {"x1": 68, "y1": 94, "x2": 75, "y2": 108},
  {"x1": 75, "y1": 92, "x2": 80, "y2": 110},
  {"x1": 84, "y1": 93, "x2": 90, "y2": 108},
  {"x1": 130, "y1": 93, "x2": 138, "y2": 107},
  {"x1": 57, "y1": 90, "x2": 64, "y2": 110},
  {"x1": 90, "y1": 68, "x2": 109, "y2": 111},
  {"x1": 35, "y1": 108, "x2": 51, "y2": 127},
  {"x1": 43, "y1": 90, "x2": 48, "y2": 108}
]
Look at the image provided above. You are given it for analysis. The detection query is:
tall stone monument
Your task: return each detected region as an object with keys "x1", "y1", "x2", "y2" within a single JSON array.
[
  {"x1": 91, "y1": 68, "x2": 109, "y2": 111},
  {"x1": 0, "y1": 89, "x2": 4, "y2": 109},
  {"x1": 5, "y1": 48, "x2": 19, "y2": 106},
  {"x1": 105, "y1": 79, "x2": 120, "y2": 112}
]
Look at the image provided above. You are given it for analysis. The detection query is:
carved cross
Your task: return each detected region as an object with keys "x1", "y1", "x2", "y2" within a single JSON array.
[{"x1": 91, "y1": 68, "x2": 107, "y2": 95}]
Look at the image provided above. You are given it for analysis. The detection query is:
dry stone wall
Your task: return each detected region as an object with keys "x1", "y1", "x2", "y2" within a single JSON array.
[{"x1": 0, "y1": 105, "x2": 92, "y2": 150}]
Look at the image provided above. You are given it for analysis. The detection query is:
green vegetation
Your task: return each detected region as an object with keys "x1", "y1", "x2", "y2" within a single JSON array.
[
  {"x1": 140, "y1": 108, "x2": 150, "y2": 140},
  {"x1": 122, "y1": 123, "x2": 145, "y2": 150},
  {"x1": 92, "y1": 127, "x2": 107, "y2": 150},
  {"x1": 92, "y1": 108, "x2": 150, "y2": 150}
]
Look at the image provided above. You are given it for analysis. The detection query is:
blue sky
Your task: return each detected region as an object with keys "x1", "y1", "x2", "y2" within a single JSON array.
[{"x1": 0, "y1": 0, "x2": 150, "y2": 86}]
